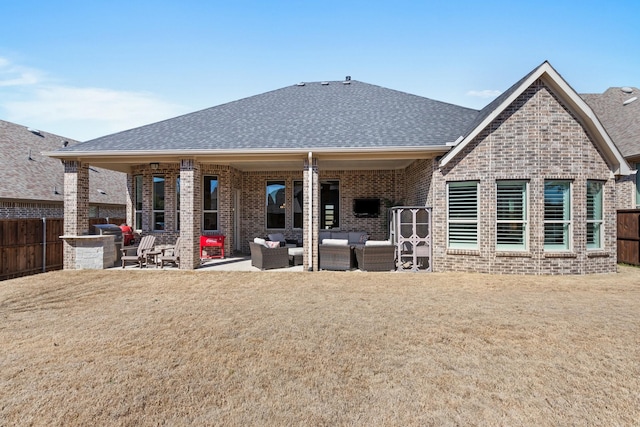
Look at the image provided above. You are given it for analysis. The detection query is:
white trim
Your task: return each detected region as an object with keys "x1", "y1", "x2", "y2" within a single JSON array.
[{"x1": 439, "y1": 62, "x2": 631, "y2": 176}]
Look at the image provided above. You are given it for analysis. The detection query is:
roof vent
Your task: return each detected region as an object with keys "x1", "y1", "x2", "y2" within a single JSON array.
[
  {"x1": 623, "y1": 96, "x2": 638, "y2": 106},
  {"x1": 321, "y1": 81, "x2": 329, "y2": 86},
  {"x1": 97, "y1": 189, "x2": 107, "y2": 195},
  {"x1": 296, "y1": 82, "x2": 305, "y2": 86},
  {"x1": 62, "y1": 140, "x2": 69, "y2": 147},
  {"x1": 621, "y1": 87, "x2": 633, "y2": 94},
  {"x1": 27, "y1": 127, "x2": 42, "y2": 136},
  {"x1": 28, "y1": 149, "x2": 34, "y2": 161},
  {"x1": 345, "y1": 76, "x2": 351, "y2": 81}
]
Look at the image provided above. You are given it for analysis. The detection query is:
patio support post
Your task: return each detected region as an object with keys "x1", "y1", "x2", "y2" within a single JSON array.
[
  {"x1": 125, "y1": 174, "x2": 134, "y2": 228},
  {"x1": 179, "y1": 159, "x2": 202, "y2": 270},
  {"x1": 303, "y1": 155, "x2": 319, "y2": 271},
  {"x1": 62, "y1": 160, "x2": 89, "y2": 269}
]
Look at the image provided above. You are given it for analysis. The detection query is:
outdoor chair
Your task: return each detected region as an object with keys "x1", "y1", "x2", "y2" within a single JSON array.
[
  {"x1": 160, "y1": 237, "x2": 182, "y2": 269},
  {"x1": 318, "y1": 239, "x2": 355, "y2": 271},
  {"x1": 249, "y1": 241, "x2": 290, "y2": 270},
  {"x1": 354, "y1": 242, "x2": 396, "y2": 272},
  {"x1": 121, "y1": 235, "x2": 156, "y2": 268}
]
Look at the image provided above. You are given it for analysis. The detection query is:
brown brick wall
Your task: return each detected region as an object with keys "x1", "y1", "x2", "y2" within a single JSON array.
[{"x1": 431, "y1": 80, "x2": 617, "y2": 274}]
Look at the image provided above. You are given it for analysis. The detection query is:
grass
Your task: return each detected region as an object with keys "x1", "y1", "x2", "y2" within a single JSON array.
[{"x1": 1, "y1": 267, "x2": 640, "y2": 426}]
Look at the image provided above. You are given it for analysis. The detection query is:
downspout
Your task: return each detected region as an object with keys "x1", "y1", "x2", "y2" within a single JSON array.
[{"x1": 308, "y1": 151, "x2": 313, "y2": 271}]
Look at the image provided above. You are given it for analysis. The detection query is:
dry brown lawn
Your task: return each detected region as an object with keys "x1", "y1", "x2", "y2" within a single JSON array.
[{"x1": 1, "y1": 267, "x2": 639, "y2": 426}]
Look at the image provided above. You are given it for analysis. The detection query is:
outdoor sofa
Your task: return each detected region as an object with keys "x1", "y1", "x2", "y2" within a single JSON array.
[
  {"x1": 354, "y1": 241, "x2": 396, "y2": 271},
  {"x1": 318, "y1": 231, "x2": 368, "y2": 271}
]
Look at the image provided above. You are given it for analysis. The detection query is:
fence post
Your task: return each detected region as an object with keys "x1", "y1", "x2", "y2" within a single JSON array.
[{"x1": 42, "y1": 217, "x2": 46, "y2": 273}]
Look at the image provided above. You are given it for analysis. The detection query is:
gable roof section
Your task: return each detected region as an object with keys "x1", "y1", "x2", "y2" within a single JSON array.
[
  {"x1": 581, "y1": 87, "x2": 640, "y2": 159},
  {"x1": 439, "y1": 61, "x2": 631, "y2": 176},
  {"x1": 0, "y1": 120, "x2": 126, "y2": 205},
  {"x1": 54, "y1": 80, "x2": 479, "y2": 154}
]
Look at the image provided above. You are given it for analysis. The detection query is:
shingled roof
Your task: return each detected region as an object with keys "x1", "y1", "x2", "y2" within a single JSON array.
[
  {"x1": 581, "y1": 87, "x2": 640, "y2": 159},
  {"x1": 58, "y1": 80, "x2": 479, "y2": 153},
  {"x1": 0, "y1": 119, "x2": 126, "y2": 205}
]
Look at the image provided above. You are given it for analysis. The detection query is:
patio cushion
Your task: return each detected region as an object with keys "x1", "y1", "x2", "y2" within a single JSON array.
[
  {"x1": 319, "y1": 231, "x2": 331, "y2": 243},
  {"x1": 349, "y1": 232, "x2": 369, "y2": 244},
  {"x1": 365, "y1": 240, "x2": 393, "y2": 246},
  {"x1": 254, "y1": 237, "x2": 268, "y2": 247},
  {"x1": 268, "y1": 233, "x2": 286, "y2": 243},
  {"x1": 332, "y1": 232, "x2": 349, "y2": 241},
  {"x1": 322, "y1": 238, "x2": 349, "y2": 246}
]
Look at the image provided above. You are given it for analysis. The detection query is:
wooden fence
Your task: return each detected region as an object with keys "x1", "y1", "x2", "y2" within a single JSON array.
[
  {"x1": 0, "y1": 217, "x2": 124, "y2": 281},
  {"x1": 617, "y1": 210, "x2": 640, "y2": 266}
]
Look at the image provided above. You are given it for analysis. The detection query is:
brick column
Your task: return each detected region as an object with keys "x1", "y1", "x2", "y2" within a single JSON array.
[
  {"x1": 125, "y1": 174, "x2": 134, "y2": 227},
  {"x1": 180, "y1": 159, "x2": 201, "y2": 269},
  {"x1": 303, "y1": 157, "x2": 319, "y2": 271},
  {"x1": 63, "y1": 160, "x2": 89, "y2": 269}
]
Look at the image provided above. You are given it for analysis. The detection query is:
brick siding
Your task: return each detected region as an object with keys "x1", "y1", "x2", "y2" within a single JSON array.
[{"x1": 430, "y1": 79, "x2": 617, "y2": 274}]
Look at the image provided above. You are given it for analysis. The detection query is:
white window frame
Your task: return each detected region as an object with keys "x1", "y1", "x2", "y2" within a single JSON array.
[
  {"x1": 152, "y1": 175, "x2": 165, "y2": 231},
  {"x1": 293, "y1": 180, "x2": 304, "y2": 229},
  {"x1": 266, "y1": 180, "x2": 286, "y2": 229},
  {"x1": 544, "y1": 180, "x2": 572, "y2": 251},
  {"x1": 176, "y1": 176, "x2": 180, "y2": 232},
  {"x1": 586, "y1": 180, "x2": 604, "y2": 250},
  {"x1": 496, "y1": 180, "x2": 528, "y2": 251},
  {"x1": 203, "y1": 175, "x2": 219, "y2": 232},
  {"x1": 447, "y1": 181, "x2": 479, "y2": 250},
  {"x1": 134, "y1": 174, "x2": 143, "y2": 231}
]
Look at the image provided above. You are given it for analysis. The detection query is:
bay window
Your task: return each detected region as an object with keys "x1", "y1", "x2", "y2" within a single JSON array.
[
  {"x1": 447, "y1": 181, "x2": 478, "y2": 249},
  {"x1": 544, "y1": 181, "x2": 571, "y2": 251}
]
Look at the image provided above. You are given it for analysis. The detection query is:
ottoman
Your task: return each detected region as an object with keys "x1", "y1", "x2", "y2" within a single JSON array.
[{"x1": 288, "y1": 247, "x2": 304, "y2": 266}]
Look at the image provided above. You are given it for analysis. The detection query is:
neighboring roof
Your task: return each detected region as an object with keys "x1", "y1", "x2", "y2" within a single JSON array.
[
  {"x1": 0, "y1": 119, "x2": 126, "y2": 205},
  {"x1": 440, "y1": 61, "x2": 631, "y2": 176},
  {"x1": 581, "y1": 87, "x2": 640, "y2": 159},
  {"x1": 55, "y1": 80, "x2": 479, "y2": 153}
]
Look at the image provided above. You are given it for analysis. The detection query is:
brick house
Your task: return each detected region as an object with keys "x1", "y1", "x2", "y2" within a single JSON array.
[
  {"x1": 0, "y1": 119, "x2": 126, "y2": 219},
  {"x1": 48, "y1": 62, "x2": 632, "y2": 274}
]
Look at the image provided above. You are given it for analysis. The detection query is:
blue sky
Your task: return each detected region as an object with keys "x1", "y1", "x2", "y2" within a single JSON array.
[{"x1": 1, "y1": 0, "x2": 638, "y2": 141}]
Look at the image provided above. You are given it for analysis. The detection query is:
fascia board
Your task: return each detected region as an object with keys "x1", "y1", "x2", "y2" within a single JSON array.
[
  {"x1": 439, "y1": 63, "x2": 631, "y2": 176},
  {"x1": 439, "y1": 65, "x2": 548, "y2": 168},
  {"x1": 43, "y1": 145, "x2": 451, "y2": 161}
]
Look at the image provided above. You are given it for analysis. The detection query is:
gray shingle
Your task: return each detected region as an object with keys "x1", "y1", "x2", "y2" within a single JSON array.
[
  {"x1": 0, "y1": 119, "x2": 126, "y2": 205},
  {"x1": 60, "y1": 80, "x2": 479, "y2": 153},
  {"x1": 581, "y1": 87, "x2": 640, "y2": 159}
]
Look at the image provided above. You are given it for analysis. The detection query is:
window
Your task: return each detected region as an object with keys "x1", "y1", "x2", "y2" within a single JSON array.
[
  {"x1": 267, "y1": 180, "x2": 286, "y2": 229},
  {"x1": 293, "y1": 180, "x2": 304, "y2": 229},
  {"x1": 496, "y1": 181, "x2": 528, "y2": 251},
  {"x1": 203, "y1": 176, "x2": 218, "y2": 231},
  {"x1": 321, "y1": 180, "x2": 340, "y2": 229},
  {"x1": 153, "y1": 175, "x2": 165, "y2": 231},
  {"x1": 586, "y1": 181, "x2": 603, "y2": 250},
  {"x1": 134, "y1": 175, "x2": 142, "y2": 230},
  {"x1": 447, "y1": 181, "x2": 478, "y2": 249},
  {"x1": 544, "y1": 181, "x2": 571, "y2": 251},
  {"x1": 176, "y1": 177, "x2": 180, "y2": 231}
]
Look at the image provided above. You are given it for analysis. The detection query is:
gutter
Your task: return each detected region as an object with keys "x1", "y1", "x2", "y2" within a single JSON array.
[{"x1": 42, "y1": 145, "x2": 453, "y2": 159}]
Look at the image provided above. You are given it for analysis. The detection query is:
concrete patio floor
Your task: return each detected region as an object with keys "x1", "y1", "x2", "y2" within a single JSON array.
[{"x1": 115, "y1": 255, "x2": 305, "y2": 272}]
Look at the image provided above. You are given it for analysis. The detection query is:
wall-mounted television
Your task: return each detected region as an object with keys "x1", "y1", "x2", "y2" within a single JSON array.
[{"x1": 353, "y1": 198, "x2": 380, "y2": 218}]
